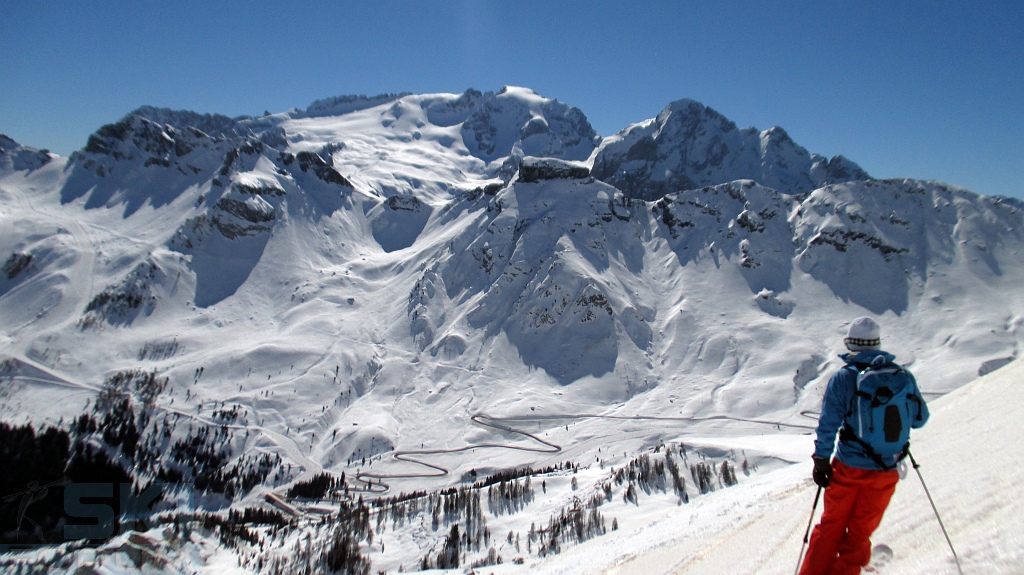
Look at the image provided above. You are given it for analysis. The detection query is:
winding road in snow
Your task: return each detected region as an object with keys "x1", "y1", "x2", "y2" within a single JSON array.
[
  {"x1": 2, "y1": 352, "x2": 816, "y2": 500},
  {"x1": 351, "y1": 410, "x2": 817, "y2": 494}
]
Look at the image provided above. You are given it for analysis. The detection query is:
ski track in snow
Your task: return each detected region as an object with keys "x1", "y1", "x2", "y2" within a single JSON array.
[
  {"x1": 2, "y1": 356, "x2": 325, "y2": 499},
  {"x1": 3, "y1": 349, "x2": 811, "y2": 501},
  {"x1": 5, "y1": 184, "x2": 98, "y2": 339}
]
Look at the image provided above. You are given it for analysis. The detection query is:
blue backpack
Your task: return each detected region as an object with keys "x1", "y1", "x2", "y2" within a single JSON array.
[{"x1": 840, "y1": 360, "x2": 925, "y2": 470}]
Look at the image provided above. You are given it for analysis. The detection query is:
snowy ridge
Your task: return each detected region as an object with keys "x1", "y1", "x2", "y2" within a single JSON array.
[
  {"x1": 0, "y1": 134, "x2": 53, "y2": 172},
  {"x1": 0, "y1": 89, "x2": 1023, "y2": 573},
  {"x1": 298, "y1": 93, "x2": 414, "y2": 119},
  {"x1": 592, "y1": 99, "x2": 870, "y2": 200}
]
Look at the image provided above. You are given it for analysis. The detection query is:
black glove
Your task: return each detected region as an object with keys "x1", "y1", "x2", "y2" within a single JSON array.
[{"x1": 812, "y1": 456, "x2": 833, "y2": 488}]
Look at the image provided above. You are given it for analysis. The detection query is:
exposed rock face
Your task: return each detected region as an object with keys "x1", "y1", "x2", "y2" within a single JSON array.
[
  {"x1": 592, "y1": 99, "x2": 870, "y2": 200},
  {"x1": 2, "y1": 252, "x2": 32, "y2": 279},
  {"x1": 80, "y1": 259, "x2": 163, "y2": 328},
  {"x1": 294, "y1": 151, "x2": 353, "y2": 187},
  {"x1": 387, "y1": 195, "x2": 425, "y2": 211},
  {"x1": 68, "y1": 107, "x2": 292, "y2": 199},
  {"x1": 60, "y1": 109, "x2": 255, "y2": 214},
  {"x1": 413, "y1": 176, "x2": 645, "y2": 383},
  {"x1": 0, "y1": 134, "x2": 52, "y2": 171},
  {"x1": 215, "y1": 198, "x2": 276, "y2": 223},
  {"x1": 169, "y1": 139, "x2": 355, "y2": 307},
  {"x1": 825, "y1": 154, "x2": 870, "y2": 182},
  {"x1": 81, "y1": 107, "x2": 245, "y2": 165},
  {"x1": 299, "y1": 93, "x2": 412, "y2": 118},
  {"x1": 516, "y1": 157, "x2": 591, "y2": 183},
  {"x1": 649, "y1": 180, "x2": 799, "y2": 294}
]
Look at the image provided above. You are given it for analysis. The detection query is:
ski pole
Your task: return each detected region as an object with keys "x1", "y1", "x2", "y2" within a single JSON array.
[
  {"x1": 794, "y1": 485, "x2": 822, "y2": 575},
  {"x1": 907, "y1": 450, "x2": 964, "y2": 575}
]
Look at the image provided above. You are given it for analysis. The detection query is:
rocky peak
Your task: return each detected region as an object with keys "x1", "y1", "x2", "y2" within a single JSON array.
[
  {"x1": 0, "y1": 133, "x2": 18, "y2": 151},
  {"x1": 593, "y1": 99, "x2": 870, "y2": 200},
  {"x1": 69, "y1": 107, "x2": 290, "y2": 191},
  {"x1": 655, "y1": 99, "x2": 739, "y2": 139},
  {"x1": 0, "y1": 134, "x2": 52, "y2": 171},
  {"x1": 824, "y1": 154, "x2": 871, "y2": 182},
  {"x1": 516, "y1": 157, "x2": 591, "y2": 183},
  {"x1": 81, "y1": 107, "x2": 248, "y2": 161}
]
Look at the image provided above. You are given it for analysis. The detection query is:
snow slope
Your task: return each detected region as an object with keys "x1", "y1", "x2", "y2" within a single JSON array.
[{"x1": 521, "y1": 357, "x2": 1024, "y2": 575}]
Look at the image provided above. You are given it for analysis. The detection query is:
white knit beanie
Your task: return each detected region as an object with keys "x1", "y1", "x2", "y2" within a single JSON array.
[{"x1": 845, "y1": 317, "x2": 881, "y2": 351}]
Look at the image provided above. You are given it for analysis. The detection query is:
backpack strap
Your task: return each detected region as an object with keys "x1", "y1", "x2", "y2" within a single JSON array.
[
  {"x1": 839, "y1": 426, "x2": 909, "y2": 471},
  {"x1": 907, "y1": 392, "x2": 924, "y2": 422},
  {"x1": 843, "y1": 364, "x2": 870, "y2": 417}
]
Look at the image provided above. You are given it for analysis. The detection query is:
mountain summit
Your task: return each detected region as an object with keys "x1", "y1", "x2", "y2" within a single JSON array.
[
  {"x1": 2, "y1": 85, "x2": 1020, "y2": 398},
  {"x1": 592, "y1": 99, "x2": 869, "y2": 200}
]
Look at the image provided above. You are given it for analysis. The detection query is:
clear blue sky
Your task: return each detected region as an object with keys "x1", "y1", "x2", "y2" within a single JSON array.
[{"x1": 2, "y1": 1, "x2": 1022, "y2": 198}]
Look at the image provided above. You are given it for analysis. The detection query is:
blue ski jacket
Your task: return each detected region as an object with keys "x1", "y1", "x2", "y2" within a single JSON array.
[{"x1": 812, "y1": 350, "x2": 930, "y2": 470}]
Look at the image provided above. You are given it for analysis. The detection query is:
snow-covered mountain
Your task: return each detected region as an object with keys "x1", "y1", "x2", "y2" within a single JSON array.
[
  {"x1": 0, "y1": 134, "x2": 54, "y2": 172},
  {"x1": 591, "y1": 99, "x2": 870, "y2": 200},
  {"x1": 1, "y1": 87, "x2": 1022, "y2": 573}
]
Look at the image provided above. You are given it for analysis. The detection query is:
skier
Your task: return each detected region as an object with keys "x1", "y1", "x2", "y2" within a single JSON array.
[{"x1": 799, "y1": 317, "x2": 930, "y2": 575}]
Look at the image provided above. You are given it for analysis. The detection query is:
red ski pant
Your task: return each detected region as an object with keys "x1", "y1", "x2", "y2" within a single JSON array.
[{"x1": 798, "y1": 460, "x2": 899, "y2": 575}]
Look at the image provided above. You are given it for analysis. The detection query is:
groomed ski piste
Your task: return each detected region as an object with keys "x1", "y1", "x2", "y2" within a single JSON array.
[{"x1": 510, "y1": 357, "x2": 1024, "y2": 575}]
